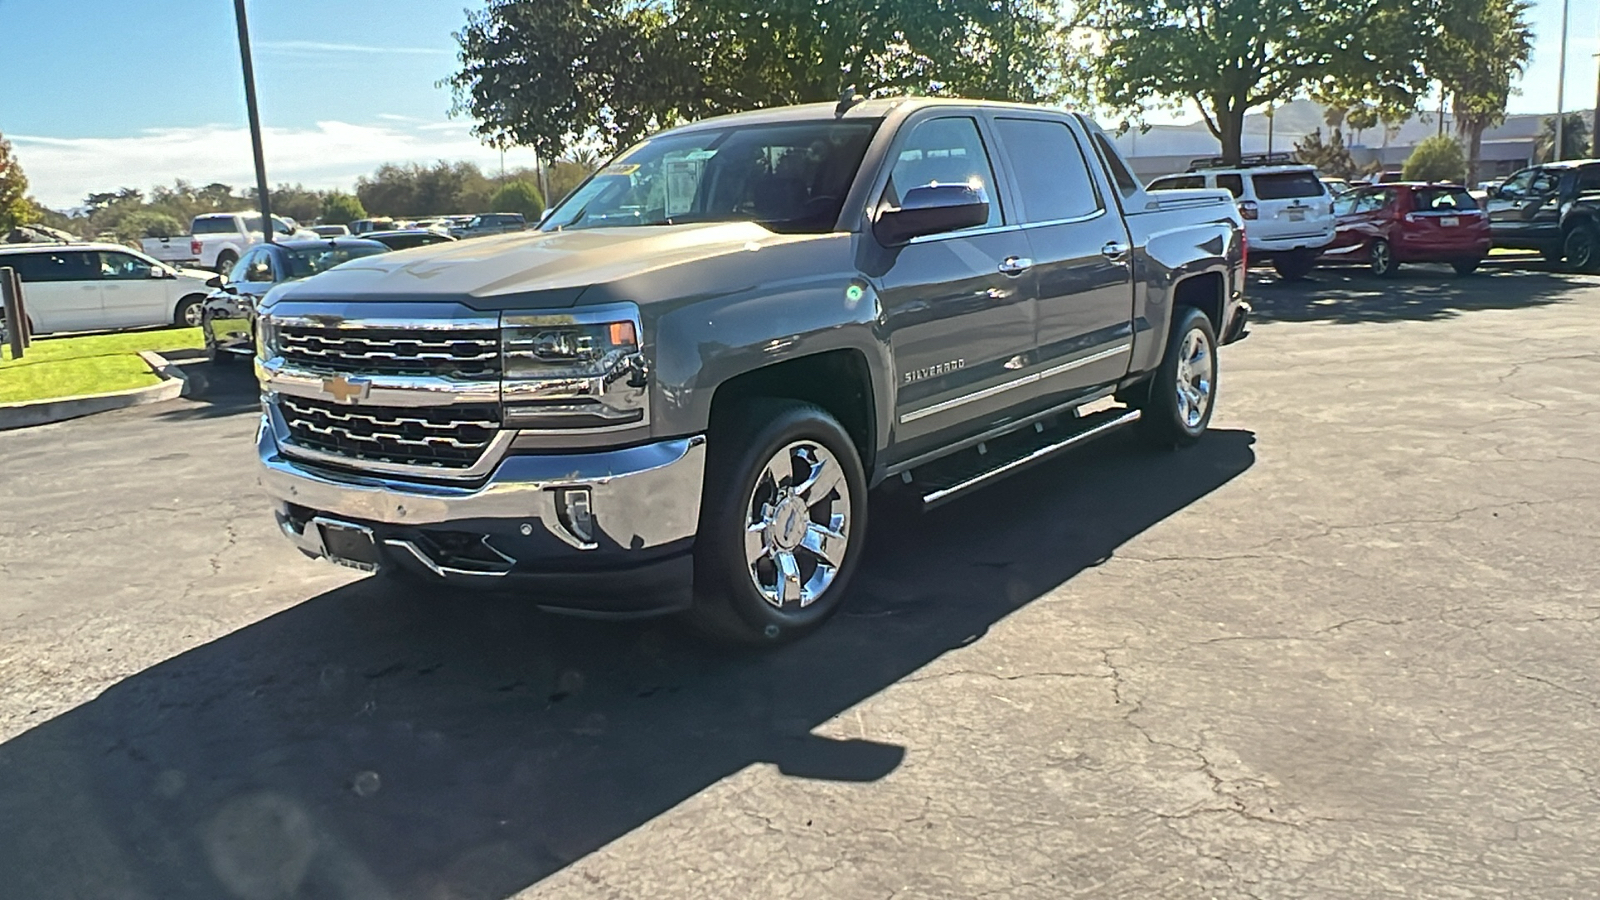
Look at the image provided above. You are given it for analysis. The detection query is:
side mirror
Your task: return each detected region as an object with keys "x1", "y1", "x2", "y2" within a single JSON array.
[
  {"x1": 206, "y1": 275, "x2": 225, "y2": 289},
  {"x1": 874, "y1": 183, "x2": 991, "y2": 246}
]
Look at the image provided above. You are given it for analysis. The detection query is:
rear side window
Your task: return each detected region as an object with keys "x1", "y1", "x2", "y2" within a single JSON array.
[
  {"x1": 1149, "y1": 175, "x2": 1205, "y2": 190},
  {"x1": 1089, "y1": 131, "x2": 1139, "y2": 197},
  {"x1": 4, "y1": 250, "x2": 98, "y2": 282},
  {"x1": 1251, "y1": 171, "x2": 1325, "y2": 200},
  {"x1": 191, "y1": 217, "x2": 236, "y2": 235},
  {"x1": 1413, "y1": 188, "x2": 1477, "y2": 212},
  {"x1": 1216, "y1": 174, "x2": 1244, "y2": 198},
  {"x1": 993, "y1": 118, "x2": 1102, "y2": 222}
]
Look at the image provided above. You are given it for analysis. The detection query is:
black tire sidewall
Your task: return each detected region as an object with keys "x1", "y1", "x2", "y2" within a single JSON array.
[
  {"x1": 693, "y1": 400, "x2": 869, "y2": 643},
  {"x1": 215, "y1": 253, "x2": 237, "y2": 274},
  {"x1": 1272, "y1": 250, "x2": 1315, "y2": 281},
  {"x1": 1565, "y1": 227, "x2": 1599, "y2": 272},
  {"x1": 176, "y1": 296, "x2": 203, "y2": 327},
  {"x1": 1370, "y1": 240, "x2": 1397, "y2": 276}
]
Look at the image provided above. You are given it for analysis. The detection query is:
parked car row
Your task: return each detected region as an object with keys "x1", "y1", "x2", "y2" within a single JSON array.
[
  {"x1": 201, "y1": 238, "x2": 392, "y2": 360},
  {"x1": 1148, "y1": 157, "x2": 1600, "y2": 278},
  {"x1": 0, "y1": 243, "x2": 217, "y2": 334}
]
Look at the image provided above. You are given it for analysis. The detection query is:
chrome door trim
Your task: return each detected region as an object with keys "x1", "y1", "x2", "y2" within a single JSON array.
[
  {"x1": 899, "y1": 342, "x2": 1130, "y2": 424},
  {"x1": 906, "y1": 223, "x2": 1023, "y2": 245}
]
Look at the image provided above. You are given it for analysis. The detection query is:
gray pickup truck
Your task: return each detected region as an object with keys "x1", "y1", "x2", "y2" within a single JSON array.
[{"x1": 254, "y1": 98, "x2": 1248, "y2": 644}]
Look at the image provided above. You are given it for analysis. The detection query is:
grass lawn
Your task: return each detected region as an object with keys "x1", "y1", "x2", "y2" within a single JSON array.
[{"x1": 0, "y1": 327, "x2": 204, "y2": 404}]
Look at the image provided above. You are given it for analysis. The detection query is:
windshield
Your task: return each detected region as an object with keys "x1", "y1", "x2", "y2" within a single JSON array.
[
  {"x1": 542, "y1": 119, "x2": 880, "y2": 234},
  {"x1": 282, "y1": 245, "x2": 386, "y2": 278}
]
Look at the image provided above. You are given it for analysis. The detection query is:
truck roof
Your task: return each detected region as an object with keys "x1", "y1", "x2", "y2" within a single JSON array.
[{"x1": 658, "y1": 97, "x2": 1081, "y2": 136}]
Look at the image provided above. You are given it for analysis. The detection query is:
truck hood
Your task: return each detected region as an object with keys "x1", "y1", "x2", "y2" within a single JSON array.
[{"x1": 273, "y1": 222, "x2": 797, "y2": 310}]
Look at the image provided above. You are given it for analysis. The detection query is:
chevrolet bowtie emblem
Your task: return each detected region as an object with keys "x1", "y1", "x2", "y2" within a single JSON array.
[{"x1": 321, "y1": 374, "x2": 372, "y2": 404}]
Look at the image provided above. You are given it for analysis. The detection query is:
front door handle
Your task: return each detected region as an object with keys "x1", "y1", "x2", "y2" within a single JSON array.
[
  {"x1": 998, "y1": 256, "x2": 1033, "y2": 276},
  {"x1": 1102, "y1": 241, "x2": 1130, "y2": 262}
]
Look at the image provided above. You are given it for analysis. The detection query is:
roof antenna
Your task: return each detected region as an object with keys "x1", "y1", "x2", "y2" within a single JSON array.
[{"x1": 836, "y1": 84, "x2": 865, "y2": 117}]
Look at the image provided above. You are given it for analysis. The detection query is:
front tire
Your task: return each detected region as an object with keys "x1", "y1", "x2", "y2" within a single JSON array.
[
  {"x1": 1451, "y1": 258, "x2": 1482, "y2": 276},
  {"x1": 1563, "y1": 226, "x2": 1600, "y2": 273},
  {"x1": 1271, "y1": 249, "x2": 1316, "y2": 281},
  {"x1": 1130, "y1": 307, "x2": 1218, "y2": 449},
  {"x1": 1369, "y1": 239, "x2": 1399, "y2": 276},
  {"x1": 685, "y1": 400, "x2": 868, "y2": 646},
  {"x1": 175, "y1": 295, "x2": 206, "y2": 328}
]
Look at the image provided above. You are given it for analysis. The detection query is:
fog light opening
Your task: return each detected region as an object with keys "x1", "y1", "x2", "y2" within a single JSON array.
[{"x1": 557, "y1": 488, "x2": 597, "y2": 548}]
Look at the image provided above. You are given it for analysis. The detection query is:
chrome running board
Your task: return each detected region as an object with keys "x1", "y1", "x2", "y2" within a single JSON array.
[{"x1": 918, "y1": 408, "x2": 1141, "y2": 509}]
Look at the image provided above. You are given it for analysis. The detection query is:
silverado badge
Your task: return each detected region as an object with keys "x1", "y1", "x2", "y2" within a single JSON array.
[
  {"x1": 321, "y1": 374, "x2": 372, "y2": 405},
  {"x1": 903, "y1": 359, "x2": 966, "y2": 385}
]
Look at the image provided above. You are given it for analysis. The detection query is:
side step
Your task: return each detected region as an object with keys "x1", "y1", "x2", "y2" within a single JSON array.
[{"x1": 916, "y1": 408, "x2": 1141, "y2": 509}]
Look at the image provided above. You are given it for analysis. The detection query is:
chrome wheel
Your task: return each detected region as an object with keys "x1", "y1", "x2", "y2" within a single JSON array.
[
  {"x1": 742, "y1": 441, "x2": 851, "y2": 609},
  {"x1": 1370, "y1": 241, "x2": 1392, "y2": 275},
  {"x1": 1174, "y1": 326, "x2": 1214, "y2": 430}
]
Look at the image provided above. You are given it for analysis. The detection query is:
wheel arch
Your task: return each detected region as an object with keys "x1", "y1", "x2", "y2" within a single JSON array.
[{"x1": 706, "y1": 349, "x2": 879, "y2": 475}]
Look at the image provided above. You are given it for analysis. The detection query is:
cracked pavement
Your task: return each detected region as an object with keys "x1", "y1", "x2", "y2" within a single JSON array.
[{"x1": 1, "y1": 265, "x2": 1597, "y2": 898}]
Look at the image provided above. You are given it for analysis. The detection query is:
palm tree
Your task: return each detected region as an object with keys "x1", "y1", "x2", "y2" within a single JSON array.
[{"x1": 1535, "y1": 113, "x2": 1591, "y2": 164}]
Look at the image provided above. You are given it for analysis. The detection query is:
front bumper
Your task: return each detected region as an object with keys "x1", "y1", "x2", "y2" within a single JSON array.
[{"x1": 258, "y1": 420, "x2": 706, "y2": 617}]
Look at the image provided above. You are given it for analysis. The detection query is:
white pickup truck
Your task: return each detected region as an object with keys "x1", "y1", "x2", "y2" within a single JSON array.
[{"x1": 142, "y1": 212, "x2": 316, "y2": 273}]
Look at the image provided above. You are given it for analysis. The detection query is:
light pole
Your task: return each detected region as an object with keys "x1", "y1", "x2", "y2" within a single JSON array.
[
  {"x1": 233, "y1": 0, "x2": 273, "y2": 242},
  {"x1": 1554, "y1": 0, "x2": 1570, "y2": 161}
]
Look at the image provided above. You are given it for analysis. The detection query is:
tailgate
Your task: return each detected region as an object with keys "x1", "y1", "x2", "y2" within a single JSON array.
[{"x1": 142, "y1": 236, "x2": 197, "y2": 261}]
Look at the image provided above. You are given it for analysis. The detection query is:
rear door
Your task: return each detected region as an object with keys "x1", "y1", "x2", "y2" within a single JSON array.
[
  {"x1": 868, "y1": 111, "x2": 1038, "y2": 458},
  {"x1": 97, "y1": 250, "x2": 171, "y2": 328},
  {"x1": 4, "y1": 250, "x2": 102, "y2": 334},
  {"x1": 989, "y1": 114, "x2": 1134, "y2": 399}
]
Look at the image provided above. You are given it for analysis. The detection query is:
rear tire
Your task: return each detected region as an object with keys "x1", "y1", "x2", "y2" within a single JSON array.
[
  {"x1": 684, "y1": 400, "x2": 868, "y2": 646},
  {"x1": 1129, "y1": 307, "x2": 1217, "y2": 450},
  {"x1": 1563, "y1": 226, "x2": 1600, "y2": 273},
  {"x1": 1369, "y1": 240, "x2": 1399, "y2": 276},
  {"x1": 214, "y1": 251, "x2": 238, "y2": 275},
  {"x1": 1271, "y1": 250, "x2": 1316, "y2": 281},
  {"x1": 1451, "y1": 258, "x2": 1482, "y2": 276}
]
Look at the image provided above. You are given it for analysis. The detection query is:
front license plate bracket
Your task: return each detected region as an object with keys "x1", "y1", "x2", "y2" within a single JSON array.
[{"x1": 313, "y1": 518, "x2": 382, "y2": 572}]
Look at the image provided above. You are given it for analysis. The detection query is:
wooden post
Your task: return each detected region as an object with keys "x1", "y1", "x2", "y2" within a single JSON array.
[
  {"x1": 13, "y1": 269, "x2": 28, "y2": 349},
  {"x1": 1, "y1": 267, "x2": 25, "y2": 360}
]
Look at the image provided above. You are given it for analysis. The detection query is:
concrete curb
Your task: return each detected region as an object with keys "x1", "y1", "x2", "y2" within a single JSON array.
[{"x1": 0, "y1": 350, "x2": 190, "y2": 431}]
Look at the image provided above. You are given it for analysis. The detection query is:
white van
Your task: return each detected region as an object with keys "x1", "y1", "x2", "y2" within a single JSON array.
[
  {"x1": 0, "y1": 243, "x2": 216, "y2": 336},
  {"x1": 1149, "y1": 161, "x2": 1335, "y2": 280}
]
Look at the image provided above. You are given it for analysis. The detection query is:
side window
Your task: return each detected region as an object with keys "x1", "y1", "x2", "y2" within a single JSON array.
[
  {"x1": 1149, "y1": 175, "x2": 1204, "y2": 190},
  {"x1": 13, "y1": 251, "x2": 98, "y2": 282},
  {"x1": 227, "y1": 252, "x2": 252, "y2": 284},
  {"x1": 1498, "y1": 169, "x2": 1534, "y2": 198},
  {"x1": 1332, "y1": 194, "x2": 1358, "y2": 216},
  {"x1": 993, "y1": 118, "x2": 1102, "y2": 223},
  {"x1": 1090, "y1": 131, "x2": 1139, "y2": 197},
  {"x1": 98, "y1": 252, "x2": 153, "y2": 279},
  {"x1": 1355, "y1": 191, "x2": 1388, "y2": 214},
  {"x1": 1529, "y1": 171, "x2": 1559, "y2": 196},
  {"x1": 244, "y1": 250, "x2": 275, "y2": 283},
  {"x1": 1216, "y1": 174, "x2": 1244, "y2": 199},
  {"x1": 1577, "y1": 167, "x2": 1600, "y2": 193},
  {"x1": 885, "y1": 116, "x2": 1002, "y2": 229}
]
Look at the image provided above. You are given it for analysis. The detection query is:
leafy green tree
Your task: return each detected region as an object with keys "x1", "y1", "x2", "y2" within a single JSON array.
[
  {"x1": 0, "y1": 132, "x2": 36, "y2": 234},
  {"x1": 1535, "y1": 113, "x2": 1590, "y2": 164},
  {"x1": 1070, "y1": 0, "x2": 1436, "y2": 165},
  {"x1": 449, "y1": 0, "x2": 1066, "y2": 162},
  {"x1": 320, "y1": 191, "x2": 366, "y2": 225},
  {"x1": 357, "y1": 161, "x2": 497, "y2": 217},
  {"x1": 115, "y1": 210, "x2": 185, "y2": 242},
  {"x1": 1433, "y1": 0, "x2": 1533, "y2": 185},
  {"x1": 491, "y1": 180, "x2": 545, "y2": 219},
  {"x1": 1295, "y1": 128, "x2": 1358, "y2": 179},
  {"x1": 1402, "y1": 135, "x2": 1467, "y2": 183}
]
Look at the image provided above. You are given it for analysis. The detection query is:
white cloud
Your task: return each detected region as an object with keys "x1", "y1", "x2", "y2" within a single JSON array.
[
  {"x1": 11, "y1": 121, "x2": 544, "y2": 209},
  {"x1": 257, "y1": 40, "x2": 449, "y2": 56}
]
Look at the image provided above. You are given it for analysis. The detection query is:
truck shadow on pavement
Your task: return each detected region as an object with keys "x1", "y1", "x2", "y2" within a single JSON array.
[
  {"x1": 1249, "y1": 264, "x2": 1593, "y2": 325},
  {"x1": 0, "y1": 429, "x2": 1255, "y2": 900}
]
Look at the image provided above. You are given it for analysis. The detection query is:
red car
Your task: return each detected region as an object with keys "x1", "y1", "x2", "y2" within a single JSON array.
[{"x1": 1322, "y1": 183, "x2": 1491, "y2": 276}]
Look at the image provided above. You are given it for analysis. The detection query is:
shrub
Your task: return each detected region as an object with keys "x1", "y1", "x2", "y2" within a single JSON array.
[
  {"x1": 1402, "y1": 135, "x2": 1467, "y2": 184},
  {"x1": 320, "y1": 191, "x2": 366, "y2": 226},
  {"x1": 491, "y1": 180, "x2": 545, "y2": 220}
]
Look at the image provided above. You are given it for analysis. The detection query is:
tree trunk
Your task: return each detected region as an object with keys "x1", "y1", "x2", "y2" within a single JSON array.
[
  {"x1": 1217, "y1": 104, "x2": 1246, "y2": 165},
  {"x1": 1464, "y1": 121, "x2": 1486, "y2": 187}
]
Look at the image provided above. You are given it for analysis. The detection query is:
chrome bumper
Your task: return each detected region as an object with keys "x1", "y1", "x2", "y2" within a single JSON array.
[{"x1": 258, "y1": 417, "x2": 705, "y2": 559}]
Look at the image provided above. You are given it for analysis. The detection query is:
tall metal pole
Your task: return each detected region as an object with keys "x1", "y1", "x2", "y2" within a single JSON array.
[
  {"x1": 1554, "y1": 0, "x2": 1570, "y2": 162},
  {"x1": 233, "y1": 0, "x2": 273, "y2": 242},
  {"x1": 1592, "y1": 46, "x2": 1600, "y2": 159}
]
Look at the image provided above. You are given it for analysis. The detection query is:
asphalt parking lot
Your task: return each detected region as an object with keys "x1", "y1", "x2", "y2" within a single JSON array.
[{"x1": 1, "y1": 261, "x2": 1598, "y2": 899}]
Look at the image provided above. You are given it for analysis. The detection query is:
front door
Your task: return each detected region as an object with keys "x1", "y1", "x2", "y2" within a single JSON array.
[
  {"x1": 97, "y1": 251, "x2": 170, "y2": 328},
  {"x1": 989, "y1": 114, "x2": 1135, "y2": 400},
  {"x1": 865, "y1": 112, "x2": 1037, "y2": 460},
  {"x1": 1488, "y1": 168, "x2": 1561, "y2": 250}
]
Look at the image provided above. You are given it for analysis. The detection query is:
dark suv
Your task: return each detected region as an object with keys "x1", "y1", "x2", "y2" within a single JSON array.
[{"x1": 1485, "y1": 159, "x2": 1600, "y2": 271}]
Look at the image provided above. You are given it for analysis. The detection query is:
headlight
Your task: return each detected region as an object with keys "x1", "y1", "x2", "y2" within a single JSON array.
[
  {"x1": 256, "y1": 315, "x2": 280, "y2": 359},
  {"x1": 501, "y1": 304, "x2": 648, "y2": 430}
]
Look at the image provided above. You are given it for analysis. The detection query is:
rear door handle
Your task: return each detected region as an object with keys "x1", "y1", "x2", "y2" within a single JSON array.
[
  {"x1": 1102, "y1": 241, "x2": 1130, "y2": 262},
  {"x1": 998, "y1": 256, "x2": 1033, "y2": 276}
]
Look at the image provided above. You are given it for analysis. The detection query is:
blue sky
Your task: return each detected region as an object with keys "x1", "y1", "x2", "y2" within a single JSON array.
[{"x1": 1, "y1": 0, "x2": 1595, "y2": 207}]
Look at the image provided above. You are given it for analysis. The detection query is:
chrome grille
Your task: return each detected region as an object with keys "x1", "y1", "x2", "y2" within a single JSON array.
[
  {"x1": 278, "y1": 325, "x2": 500, "y2": 378},
  {"x1": 279, "y1": 396, "x2": 500, "y2": 469}
]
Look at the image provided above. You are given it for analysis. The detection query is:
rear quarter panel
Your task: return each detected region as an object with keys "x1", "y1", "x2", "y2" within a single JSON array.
[{"x1": 1120, "y1": 190, "x2": 1246, "y2": 374}]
